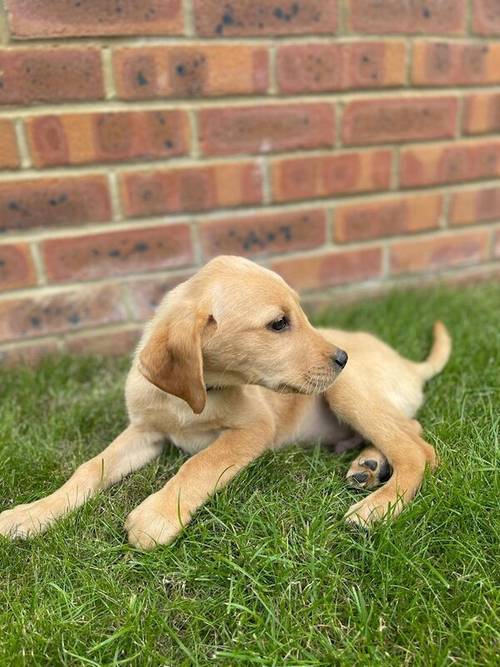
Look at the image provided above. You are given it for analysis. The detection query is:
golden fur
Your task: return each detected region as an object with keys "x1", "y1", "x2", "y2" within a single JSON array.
[{"x1": 0, "y1": 256, "x2": 451, "y2": 549}]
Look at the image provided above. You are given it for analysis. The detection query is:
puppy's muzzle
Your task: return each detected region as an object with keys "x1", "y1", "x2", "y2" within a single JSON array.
[{"x1": 332, "y1": 349, "x2": 348, "y2": 370}]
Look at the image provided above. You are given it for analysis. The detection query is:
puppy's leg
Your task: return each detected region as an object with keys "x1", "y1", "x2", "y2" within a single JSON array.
[
  {"x1": 325, "y1": 385, "x2": 437, "y2": 527},
  {"x1": 345, "y1": 421, "x2": 425, "y2": 491},
  {"x1": 126, "y1": 426, "x2": 271, "y2": 550},
  {"x1": 0, "y1": 426, "x2": 164, "y2": 540}
]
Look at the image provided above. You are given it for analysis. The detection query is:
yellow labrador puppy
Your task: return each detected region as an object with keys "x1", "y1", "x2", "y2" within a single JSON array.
[{"x1": 0, "y1": 256, "x2": 451, "y2": 549}]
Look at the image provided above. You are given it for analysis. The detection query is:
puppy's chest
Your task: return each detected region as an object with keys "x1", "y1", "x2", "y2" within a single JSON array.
[
  {"x1": 169, "y1": 428, "x2": 222, "y2": 455},
  {"x1": 284, "y1": 396, "x2": 351, "y2": 447}
]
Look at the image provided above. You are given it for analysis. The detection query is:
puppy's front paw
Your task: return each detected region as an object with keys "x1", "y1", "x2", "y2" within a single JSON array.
[
  {"x1": 345, "y1": 493, "x2": 403, "y2": 529},
  {"x1": 0, "y1": 499, "x2": 55, "y2": 539},
  {"x1": 125, "y1": 496, "x2": 182, "y2": 551},
  {"x1": 345, "y1": 497, "x2": 380, "y2": 529}
]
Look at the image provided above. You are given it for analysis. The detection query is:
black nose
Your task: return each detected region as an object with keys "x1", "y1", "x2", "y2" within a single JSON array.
[{"x1": 333, "y1": 349, "x2": 348, "y2": 369}]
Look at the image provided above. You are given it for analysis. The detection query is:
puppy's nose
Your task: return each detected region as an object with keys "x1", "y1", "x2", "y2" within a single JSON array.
[{"x1": 332, "y1": 349, "x2": 348, "y2": 370}]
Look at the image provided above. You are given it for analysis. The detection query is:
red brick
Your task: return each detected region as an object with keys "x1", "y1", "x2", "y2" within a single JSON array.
[
  {"x1": 335, "y1": 194, "x2": 442, "y2": 243},
  {"x1": 348, "y1": 0, "x2": 466, "y2": 34},
  {"x1": 0, "y1": 176, "x2": 112, "y2": 233},
  {"x1": 412, "y1": 41, "x2": 500, "y2": 86},
  {"x1": 194, "y1": 0, "x2": 338, "y2": 36},
  {"x1": 277, "y1": 41, "x2": 406, "y2": 94},
  {"x1": 463, "y1": 92, "x2": 500, "y2": 136},
  {"x1": 271, "y1": 248, "x2": 383, "y2": 292},
  {"x1": 127, "y1": 273, "x2": 194, "y2": 320},
  {"x1": 0, "y1": 120, "x2": 19, "y2": 169},
  {"x1": 342, "y1": 97, "x2": 457, "y2": 147},
  {"x1": 66, "y1": 329, "x2": 141, "y2": 356},
  {"x1": 198, "y1": 103, "x2": 335, "y2": 156},
  {"x1": 0, "y1": 340, "x2": 59, "y2": 367},
  {"x1": 114, "y1": 45, "x2": 269, "y2": 100},
  {"x1": 0, "y1": 285, "x2": 127, "y2": 343},
  {"x1": 42, "y1": 225, "x2": 193, "y2": 283},
  {"x1": 390, "y1": 231, "x2": 490, "y2": 275},
  {"x1": 121, "y1": 162, "x2": 262, "y2": 219},
  {"x1": 449, "y1": 187, "x2": 500, "y2": 226},
  {"x1": 200, "y1": 209, "x2": 327, "y2": 259},
  {"x1": 27, "y1": 110, "x2": 190, "y2": 168},
  {"x1": 473, "y1": 0, "x2": 500, "y2": 35},
  {"x1": 400, "y1": 140, "x2": 500, "y2": 188},
  {"x1": 0, "y1": 243, "x2": 36, "y2": 290},
  {"x1": 495, "y1": 230, "x2": 500, "y2": 258},
  {"x1": 5, "y1": 0, "x2": 183, "y2": 38},
  {"x1": 272, "y1": 149, "x2": 391, "y2": 203},
  {"x1": 0, "y1": 48, "x2": 104, "y2": 105}
]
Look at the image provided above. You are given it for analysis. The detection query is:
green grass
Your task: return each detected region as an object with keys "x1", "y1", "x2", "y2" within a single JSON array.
[{"x1": 1, "y1": 283, "x2": 499, "y2": 666}]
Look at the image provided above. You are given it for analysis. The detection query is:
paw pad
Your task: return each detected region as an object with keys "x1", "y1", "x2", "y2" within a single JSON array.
[{"x1": 346, "y1": 454, "x2": 392, "y2": 491}]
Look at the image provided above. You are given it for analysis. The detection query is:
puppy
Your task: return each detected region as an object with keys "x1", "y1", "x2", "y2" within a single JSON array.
[{"x1": 0, "y1": 256, "x2": 451, "y2": 549}]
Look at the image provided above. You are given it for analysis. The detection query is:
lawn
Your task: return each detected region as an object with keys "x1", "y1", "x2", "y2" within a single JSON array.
[{"x1": 0, "y1": 282, "x2": 498, "y2": 666}]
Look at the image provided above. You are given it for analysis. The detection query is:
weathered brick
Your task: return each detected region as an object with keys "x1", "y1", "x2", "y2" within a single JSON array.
[
  {"x1": 0, "y1": 48, "x2": 104, "y2": 105},
  {"x1": 198, "y1": 103, "x2": 335, "y2": 156},
  {"x1": 27, "y1": 110, "x2": 190, "y2": 168},
  {"x1": 390, "y1": 231, "x2": 490, "y2": 274},
  {"x1": 66, "y1": 329, "x2": 141, "y2": 356},
  {"x1": 335, "y1": 194, "x2": 442, "y2": 243},
  {"x1": 495, "y1": 230, "x2": 500, "y2": 258},
  {"x1": 473, "y1": 0, "x2": 500, "y2": 35},
  {"x1": 0, "y1": 340, "x2": 58, "y2": 366},
  {"x1": 271, "y1": 248, "x2": 383, "y2": 291},
  {"x1": 0, "y1": 285, "x2": 127, "y2": 343},
  {"x1": 449, "y1": 186, "x2": 500, "y2": 226},
  {"x1": 127, "y1": 273, "x2": 194, "y2": 320},
  {"x1": 5, "y1": 0, "x2": 183, "y2": 38},
  {"x1": 114, "y1": 45, "x2": 269, "y2": 100},
  {"x1": 0, "y1": 243, "x2": 36, "y2": 290},
  {"x1": 348, "y1": 0, "x2": 466, "y2": 34},
  {"x1": 200, "y1": 209, "x2": 327, "y2": 259},
  {"x1": 0, "y1": 176, "x2": 112, "y2": 233},
  {"x1": 412, "y1": 41, "x2": 500, "y2": 86},
  {"x1": 121, "y1": 162, "x2": 262, "y2": 218},
  {"x1": 194, "y1": 0, "x2": 338, "y2": 37},
  {"x1": 277, "y1": 41, "x2": 406, "y2": 94},
  {"x1": 0, "y1": 120, "x2": 19, "y2": 168},
  {"x1": 272, "y1": 149, "x2": 391, "y2": 203},
  {"x1": 42, "y1": 225, "x2": 193, "y2": 283},
  {"x1": 342, "y1": 97, "x2": 457, "y2": 146},
  {"x1": 463, "y1": 92, "x2": 500, "y2": 136},
  {"x1": 400, "y1": 140, "x2": 500, "y2": 188}
]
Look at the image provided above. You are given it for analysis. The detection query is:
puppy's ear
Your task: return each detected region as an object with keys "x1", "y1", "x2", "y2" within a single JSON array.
[{"x1": 138, "y1": 308, "x2": 209, "y2": 414}]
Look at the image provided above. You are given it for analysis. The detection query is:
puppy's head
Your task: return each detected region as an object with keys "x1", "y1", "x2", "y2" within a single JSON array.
[{"x1": 138, "y1": 256, "x2": 347, "y2": 413}]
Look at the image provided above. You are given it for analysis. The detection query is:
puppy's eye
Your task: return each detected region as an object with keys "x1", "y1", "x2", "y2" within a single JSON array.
[{"x1": 268, "y1": 316, "x2": 290, "y2": 332}]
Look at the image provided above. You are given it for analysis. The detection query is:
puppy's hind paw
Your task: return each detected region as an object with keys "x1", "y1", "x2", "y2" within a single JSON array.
[{"x1": 346, "y1": 447, "x2": 392, "y2": 492}]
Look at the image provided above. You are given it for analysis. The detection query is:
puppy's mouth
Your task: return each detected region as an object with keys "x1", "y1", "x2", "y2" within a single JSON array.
[
  {"x1": 275, "y1": 383, "x2": 303, "y2": 394},
  {"x1": 273, "y1": 374, "x2": 337, "y2": 395}
]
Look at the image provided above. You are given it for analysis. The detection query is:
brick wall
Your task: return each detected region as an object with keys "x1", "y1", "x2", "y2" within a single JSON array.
[{"x1": 0, "y1": 1, "x2": 499, "y2": 363}]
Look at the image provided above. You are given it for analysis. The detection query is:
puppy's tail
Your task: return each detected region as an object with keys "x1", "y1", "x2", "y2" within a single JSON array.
[{"x1": 417, "y1": 321, "x2": 452, "y2": 382}]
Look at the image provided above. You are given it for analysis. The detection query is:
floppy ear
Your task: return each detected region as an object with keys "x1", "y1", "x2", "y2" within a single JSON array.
[{"x1": 138, "y1": 307, "x2": 209, "y2": 414}]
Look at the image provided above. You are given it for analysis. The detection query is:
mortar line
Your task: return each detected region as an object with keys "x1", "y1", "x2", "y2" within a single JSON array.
[
  {"x1": 2, "y1": 84, "x2": 500, "y2": 118},
  {"x1": 1, "y1": 179, "x2": 500, "y2": 246},
  {"x1": 29, "y1": 241, "x2": 47, "y2": 286},
  {"x1": 182, "y1": 0, "x2": 195, "y2": 37},
  {"x1": 1, "y1": 130, "x2": 499, "y2": 179},
  {"x1": 14, "y1": 118, "x2": 31, "y2": 169},
  {"x1": 101, "y1": 46, "x2": 116, "y2": 100},
  {"x1": 108, "y1": 171, "x2": 123, "y2": 222},
  {"x1": 0, "y1": 222, "x2": 497, "y2": 303}
]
